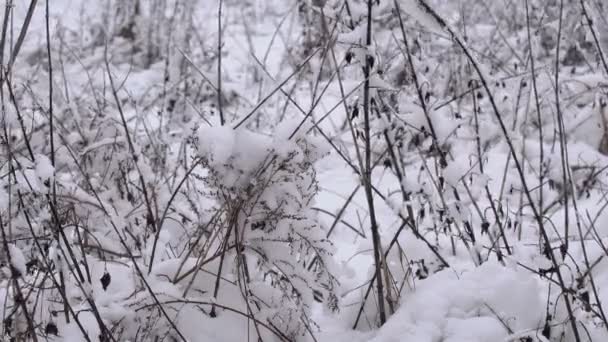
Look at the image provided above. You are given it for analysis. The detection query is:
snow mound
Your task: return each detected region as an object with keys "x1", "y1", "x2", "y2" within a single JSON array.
[{"x1": 370, "y1": 262, "x2": 544, "y2": 342}]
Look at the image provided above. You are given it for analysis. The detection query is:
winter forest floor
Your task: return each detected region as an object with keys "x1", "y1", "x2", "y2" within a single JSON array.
[{"x1": 2, "y1": 0, "x2": 608, "y2": 341}]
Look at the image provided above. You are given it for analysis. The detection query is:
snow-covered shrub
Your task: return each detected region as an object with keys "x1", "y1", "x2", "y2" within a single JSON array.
[
  {"x1": 0, "y1": 98, "x2": 338, "y2": 342},
  {"x1": 192, "y1": 121, "x2": 339, "y2": 339}
]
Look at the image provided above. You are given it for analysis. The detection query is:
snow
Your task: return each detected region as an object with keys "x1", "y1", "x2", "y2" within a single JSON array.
[
  {"x1": 2, "y1": 0, "x2": 608, "y2": 341},
  {"x1": 8, "y1": 245, "x2": 27, "y2": 277},
  {"x1": 197, "y1": 125, "x2": 236, "y2": 167},
  {"x1": 400, "y1": 0, "x2": 445, "y2": 34},
  {"x1": 367, "y1": 262, "x2": 544, "y2": 341},
  {"x1": 35, "y1": 154, "x2": 54, "y2": 183}
]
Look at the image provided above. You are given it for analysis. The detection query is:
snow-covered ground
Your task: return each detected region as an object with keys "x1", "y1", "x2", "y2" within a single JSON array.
[{"x1": 2, "y1": 0, "x2": 608, "y2": 341}]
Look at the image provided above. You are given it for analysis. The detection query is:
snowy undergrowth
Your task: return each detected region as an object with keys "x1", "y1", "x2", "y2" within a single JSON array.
[{"x1": 2, "y1": 0, "x2": 608, "y2": 341}]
